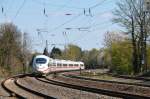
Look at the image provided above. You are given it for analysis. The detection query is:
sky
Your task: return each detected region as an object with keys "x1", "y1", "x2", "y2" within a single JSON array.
[{"x1": 0, "y1": 0, "x2": 121, "y2": 53}]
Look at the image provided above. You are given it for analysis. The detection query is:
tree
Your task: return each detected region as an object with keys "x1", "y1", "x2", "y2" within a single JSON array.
[
  {"x1": 0, "y1": 23, "x2": 29, "y2": 76},
  {"x1": 113, "y1": 0, "x2": 150, "y2": 74},
  {"x1": 63, "y1": 44, "x2": 82, "y2": 61},
  {"x1": 87, "y1": 48, "x2": 100, "y2": 69},
  {"x1": 111, "y1": 41, "x2": 133, "y2": 75},
  {"x1": 0, "y1": 23, "x2": 21, "y2": 68},
  {"x1": 43, "y1": 47, "x2": 49, "y2": 56},
  {"x1": 50, "y1": 47, "x2": 62, "y2": 59},
  {"x1": 103, "y1": 31, "x2": 125, "y2": 48},
  {"x1": 103, "y1": 31, "x2": 127, "y2": 70},
  {"x1": 81, "y1": 50, "x2": 89, "y2": 68}
]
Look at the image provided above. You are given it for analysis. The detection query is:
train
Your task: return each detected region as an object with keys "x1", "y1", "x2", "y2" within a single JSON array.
[{"x1": 32, "y1": 55, "x2": 85, "y2": 74}]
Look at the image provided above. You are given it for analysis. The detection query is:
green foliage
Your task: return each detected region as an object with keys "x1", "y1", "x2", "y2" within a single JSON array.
[
  {"x1": 50, "y1": 47, "x2": 62, "y2": 59},
  {"x1": 49, "y1": 45, "x2": 101, "y2": 69},
  {"x1": 87, "y1": 49, "x2": 99, "y2": 68},
  {"x1": 111, "y1": 41, "x2": 133, "y2": 75},
  {"x1": 113, "y1": 0, "x2": 150, "y2": 74},
  {"x1": 81, "y1": 49, "x2": 101, "y2": 69},
  {"x1": 147, "y1": 46, "x2": 150, "y2": 70},
  {"x1": 103, "y1": 49, "x2": 111, "y2": 68},
  {"x1": 63, "y1": 44, "x2": 82, "y2": 61},
  {"x1": 81, "y1": 51, "x2": 89, "y2": 67}
]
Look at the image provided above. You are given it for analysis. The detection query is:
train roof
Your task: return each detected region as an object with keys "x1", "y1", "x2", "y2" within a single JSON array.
[
  {"x1": 50, "y1": 58, "x2": 84, "y2": 64},
  {"x1": 34, "y1": 55, "x2": 84, "y2": 64},
  {"x1": 35, "y1": 55, "x2": 49, "y2": 59}
]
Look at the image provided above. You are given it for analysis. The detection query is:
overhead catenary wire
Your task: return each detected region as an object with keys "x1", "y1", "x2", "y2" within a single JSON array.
[
  {"x1": 54, "y1": 0, "x2": 112, "y2": 45},
  {"x1": 48, "y1": 12, "x2": 83, "y2": 34},
  {"x1": 12, "y1": 0, "x2": 26, "y2": 21},
  {"x1": 90, "y1": 0, "x2": 107, "y2": 9},
  {"x1": 24, "y1": 0, "x2": 113, "y2": 50},
  {"x1": 1, "y1": 0, "x2": 15, "y2": 21},
  {"x1": 52, "y1": 0, "x2": 73, "y2": 14},
  {"x1": 65, "y1": 11, "x2": 113, "y2": 43},
  {"x1": 83, "y1": 0, "x2": 108, "y2": 17},
  {"x1": 32, "y1": 0, "x2": 83, "y2": 10},
  {"x1": 70, "y1": 22, "x2": 114, "y2": 44},
  {"x1": 42, "y1": 0, "x2": 73, "y2": 36},
  {"x1": 43, "y1": 0, "x2": 109, "y2": 35}
]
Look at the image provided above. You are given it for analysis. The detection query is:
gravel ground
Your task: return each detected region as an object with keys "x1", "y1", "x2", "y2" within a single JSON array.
[
  {"x1": 19, "y1": 76, "x2": 121, "y2": 99},
  {"x1": 0, "y1": 79, "x2": 13, "y2": 99},
  {"x1": 4, "y1": 78, "x2": 44, "y2": 99},
  {"x1": 65, "y1": 70, "x2": 150, "y2": 84},
  {"x1": 48, "y1": 75, "x2": 150, "y2": 97}
]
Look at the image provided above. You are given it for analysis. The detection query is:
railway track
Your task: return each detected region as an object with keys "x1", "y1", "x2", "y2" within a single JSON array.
[
  {"x1": 63, "y1": 73, "x2": 150, "y2": 87},
  {"x1": 111, "y1": 74, "x2": 150, "y2": 81},
  {"x1": 78, "y1": 69, "x2": 150, "y2": 81},
  {"x1": 1, "y1": 70, "x2": 150, "y2": 99},
  {"x1": 63, "y1": 70, "x2": 150, "y2": 86},
  {"x1": 36, "y1": 74, "x2": 150, "y2": 99},
  {"x1": 1, "y1": 74, "x2": 56, "y2": 99}
]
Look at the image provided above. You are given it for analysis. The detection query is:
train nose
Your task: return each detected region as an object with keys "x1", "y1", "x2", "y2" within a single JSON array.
[{"x1": 36, "y1": 64, "x2": 47, "y2": 69}]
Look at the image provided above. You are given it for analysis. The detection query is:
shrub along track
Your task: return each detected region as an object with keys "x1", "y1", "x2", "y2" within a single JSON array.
[
  {"x1": 37, "y1": 71, "x2": 150, "y2": 99},
  {"x1": 1, "y1": 74, "x2": 56, "y2": 99}
]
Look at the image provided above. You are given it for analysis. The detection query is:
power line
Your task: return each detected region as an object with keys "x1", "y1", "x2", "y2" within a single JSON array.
[
  {"x1": 49, "y1": 0, "x2": 111, "y2": 43},
  {"x1": 67, "y1": 10, "x2": 112, "y2": 32},
  {"x1": 52, "y1": 0, "x2": 73, "y2": 13},
  {"x1": 32, "y1": 0, "x2": 83, "y2": 10},
  {"x1": 36, "y1": 0, "x2": 110, "y2": 35},
  {"x1": 42, "y1": 0, "x2": 73, "y2": 33},
  {"x1": 82, "y1": 0, "x2": 108, "y2": 17},
  {"x1": 90, "y1": 0, "x2": 107, "y2": 9},
  {"x1": 70, "y1": 23, "x2": 114, "y2": 44},
  {"x1": 12, "y1": 0, "x2": 26, "y2": 21},
  {"x1": 48, "y1": 12, "x2": 83, "y2": 33}
]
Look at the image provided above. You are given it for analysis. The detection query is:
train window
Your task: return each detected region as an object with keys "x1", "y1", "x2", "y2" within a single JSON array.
[
  {"x1": 80, "y1": 64, "x2": 84, "y2": 66},
  {"x1": 69, "y1": 64, "x2": 73, "y2": 66},
  {"x1": 57, "y1": 63, "x2": 61, "y2": 67},
  {"x1": 53, "y1": 63, "x2": 56, "y2": 66},
  {"x1": 63, "y1": 64, "x2": 67, "y2": 66},
  {"x1": 74, "y1": 64, "x2": 78, "y2": 66},
  {"x1": 36, "y1": 58, "x2": 47, "y2": 64}
]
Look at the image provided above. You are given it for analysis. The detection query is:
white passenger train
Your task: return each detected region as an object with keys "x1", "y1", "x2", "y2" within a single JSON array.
[{"x1": 32, "y1": 55, "x2": 85, "y2": 74}]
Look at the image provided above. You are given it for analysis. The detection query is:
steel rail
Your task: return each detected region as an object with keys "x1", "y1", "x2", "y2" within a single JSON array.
[
  {"x1": 63, "y1": 74, "x2": 150, "y2": 87},
  {"x1": 15, "y1": 78, "x2": 56, "y2": 99},
  {"x1": 2, "y1": 73, "x2": 56, "y2": 99},
  {"x1": 110, "y1": 74, "x2": 150, "y2": 81},
  {"x1": 36, "y1": 76, "x2": 150, "y2": 99},
  {"x1": 1, "y1": 73, "x2": 32, "y2": 98}
]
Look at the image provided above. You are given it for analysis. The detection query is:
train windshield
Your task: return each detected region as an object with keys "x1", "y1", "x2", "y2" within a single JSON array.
[{"x1": 36, "y1": 58, "x2": 47, "y2": 64}]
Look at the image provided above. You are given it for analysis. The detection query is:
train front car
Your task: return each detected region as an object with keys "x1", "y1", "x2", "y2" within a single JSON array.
[{"x1": 32, "y1": 55, "x2": 50, "y2": 74}]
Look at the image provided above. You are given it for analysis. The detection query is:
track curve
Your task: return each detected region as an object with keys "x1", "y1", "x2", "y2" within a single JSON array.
[{"x1": 2, "y1": 74, "x2": 56, "y2": 99}]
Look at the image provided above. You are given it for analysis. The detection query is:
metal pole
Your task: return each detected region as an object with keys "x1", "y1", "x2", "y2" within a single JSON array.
[
  {"x1": 22, "y1": 32, "x2": 25, "y2": 74},
  {"x1": 46, "y1": 40, "x2": 48, "y2": 50}
]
